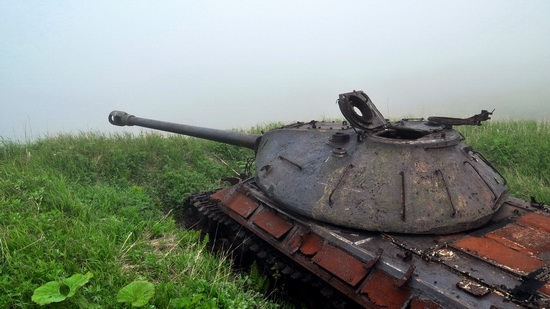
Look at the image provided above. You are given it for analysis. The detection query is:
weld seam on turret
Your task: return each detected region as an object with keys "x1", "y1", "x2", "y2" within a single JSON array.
[
  {"x1": 400, "y1": 171, "x2": 406, "y2": 221},
  {"x1": 436, "y1": 169, "x2": 457, "y2": 217},
  {"x1": 329, "y1": 164, "x2": 354, "y2": 207},
  {"x1": 472, "y1": 151, "x2": 508, "y2": 185},
  {"x1": 278, "y1": 155, "x2": 303, "y2": 170},
  {"x1": 463, "y1": 161, "x2": 498, "y2": 200}
]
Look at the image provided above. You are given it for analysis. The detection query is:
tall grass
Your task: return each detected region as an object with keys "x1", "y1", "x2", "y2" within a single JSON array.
[
  {"x1": 457, "y1": 120, "x2": 550, "y2": 202},
  {"x1": 0, "y1": 133, "x2": 270, "y2": 308}
]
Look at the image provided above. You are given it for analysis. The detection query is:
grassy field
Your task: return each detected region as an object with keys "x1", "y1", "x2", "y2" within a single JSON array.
[
  {"x1": 0, "y1": 133, "x2": 267, "y2": 308},
  {"x1": 0, "y1": 120, "x2": 549, "y2": 308}
]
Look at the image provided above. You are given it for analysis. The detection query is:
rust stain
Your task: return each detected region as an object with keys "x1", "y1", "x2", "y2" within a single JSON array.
[
  {"x1": 249, "y1": 208, "x2": 292, "y2": 239},
  {"x1": 360, "y1": 269, "x2": 411, "y2": 309},
  {"x1": 312, "y1": 244, "x2": 369, "y2": 286},
  {"x1": 226, "y1": 192, "x2": 259, "y2": 218},
  {"x1": 299, "y1": 232, "x2": 324, "y2": 255},
  {"x1": 211, "y1": 187, "x2": 233, "y2": 201},
  {"x1": 410, "y1": 298, "x2": 441, "y2": 309},
  {"x1": 456, "y1": 280, "x2": 490, "y2": 297},
  {"x1": 485, "y1": 232, "x2": 529, "y2": 254},
  {"x1": 284, "y1": 232, "x2": 303, "y2": 254},
  {"x1": 453, "y1": 236, "x2": 546, "y2": 274},
  {"x1": 540, "y1": 282, "x2": 550, "y2": 296},
  {"x1": 486, "y1": 223, "x2": 550, "y2": 256},
  {"x1": 517, "y1": 212, "x2": 550, "y2": 233}
]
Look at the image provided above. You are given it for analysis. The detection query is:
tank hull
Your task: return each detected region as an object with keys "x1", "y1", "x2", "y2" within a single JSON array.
[{"x1": 186, "y1": 180, "x2": 550, "y2": 308}]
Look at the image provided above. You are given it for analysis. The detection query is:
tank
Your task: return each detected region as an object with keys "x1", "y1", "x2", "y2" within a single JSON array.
[{"x1": 109, "y1": 91, "x2": 550, "y2": 308}]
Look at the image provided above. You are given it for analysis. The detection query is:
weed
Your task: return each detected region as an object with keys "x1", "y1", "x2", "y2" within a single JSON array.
[
  {"x1": 32, "y1": 272, "x2": 93, "y2": 306},
  {"x1": 116, "y1": 281, "x2": 155, "y2": 307}
]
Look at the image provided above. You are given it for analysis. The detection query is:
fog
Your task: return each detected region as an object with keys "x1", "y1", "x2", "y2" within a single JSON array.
[{"x1": 1, "y1": 1, "x2": 549, "y2": 141}]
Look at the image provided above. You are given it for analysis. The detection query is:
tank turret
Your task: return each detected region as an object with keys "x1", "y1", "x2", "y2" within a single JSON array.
[{"x1": 109, "y1": 91, "x2": 507, "y2": 234}]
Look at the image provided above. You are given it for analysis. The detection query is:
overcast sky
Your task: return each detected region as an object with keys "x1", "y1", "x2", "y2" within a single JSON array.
[{"x1": 1, "y1": 1, "x2": 549, "y2": 141}]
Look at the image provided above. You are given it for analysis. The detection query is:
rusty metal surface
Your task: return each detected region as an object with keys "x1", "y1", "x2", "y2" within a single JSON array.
[
  {"x1": 249, "y1": 207, "x2": 292, "y2": 239},
  {"x1": 202, "y1": 179, "x2": 549, "y2": 308},
  {"x1": 298, "y1": 232, "x2": 324, "y2": 256},
  {"x1": 312, "y1": 244, "x2": 370, "y2": 286},
  {"x1": 518, "y1": 212, "x2": 550, "y2": 233},
  {"x1": 264, "y1": 182, "x2": 550, "y2": 307},
  {"x1": 450, "y1": 211, "x2": 550, "y2": 289},
  {"x1": 223, "y1": 191, "x2": 259, "y2": 218},
  {"x1": 486, "y1": 223, "x2": 550, "y2": 256},
  {"x1": 453, "y1": 236, "x2": 546, "y2": 274},
  {"x1": 409, "y1": 298, "x2": 441, "y2": 309},
  {"x1": 208, "y1": 182, "x2": 548, "y2": 308},
  {"x1": 359, "y1": 269, "x2": 411, "y2": 309}
]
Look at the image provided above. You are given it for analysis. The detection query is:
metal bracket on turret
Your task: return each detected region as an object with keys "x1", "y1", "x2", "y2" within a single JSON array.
[
  {"x1": 337, "y1": 90, "x2": 388, "y2": 131},
  {"x1": 427, "y1": 110, "x2": 494, "y2": 128}
]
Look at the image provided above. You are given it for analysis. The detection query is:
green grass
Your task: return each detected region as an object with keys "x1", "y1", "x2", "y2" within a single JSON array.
[
  {"x1": 0, "y1": 133, "x2": 270, "y2": 308},
  {"x1": 457, "y1": 120, "x2": 550, "y2": 202},
  {"x1": 0, "y1": 120, "x2": 548, "y2": 308}
]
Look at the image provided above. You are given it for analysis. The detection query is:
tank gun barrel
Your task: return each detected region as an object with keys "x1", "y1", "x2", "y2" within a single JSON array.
[{"x1": 109, "y1": 111, "x2": 261, "y2": 150}]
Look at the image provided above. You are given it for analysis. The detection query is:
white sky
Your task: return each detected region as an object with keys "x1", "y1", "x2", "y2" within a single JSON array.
[{"x1": 1, "y1": 1, "x2": 549, "y2": 141}]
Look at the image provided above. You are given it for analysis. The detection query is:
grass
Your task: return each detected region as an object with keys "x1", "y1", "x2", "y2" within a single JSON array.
[
  {"x1": 457, "y1": 120, "x2": 550, "y2": 202},
  {"x1": 0, "y1": 133, "x2": 269, "y2": 308},
  {"x1": 0, "y1": 120, "x2": 549, "y2": 308}
]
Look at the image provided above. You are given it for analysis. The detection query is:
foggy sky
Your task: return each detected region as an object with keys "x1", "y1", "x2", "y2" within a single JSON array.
[{"x1": 1, "y1": 1, "x2": 549, "y2": 141}]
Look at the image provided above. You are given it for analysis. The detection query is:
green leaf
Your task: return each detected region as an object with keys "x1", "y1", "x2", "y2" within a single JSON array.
[
  {"x1": 170, "y1": 297, "x2": 192, "y2": 308},
  {"x1": 32, "y1": 281, "x2": 67, "y2": 305},
  {"x1": 117, "y1": 281, "x2": 155, "y2": 307},
  {"x1": 63, "y1": 272, "x2": 93, "y2": 298},
  {"x1": 31, "y1": 272, "x2": 93, "y2": 306}
]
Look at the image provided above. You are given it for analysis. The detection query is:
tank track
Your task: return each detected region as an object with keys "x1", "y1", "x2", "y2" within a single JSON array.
[{"x1": 183, "y1": 191, "x2": 359, "y2": 308}]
